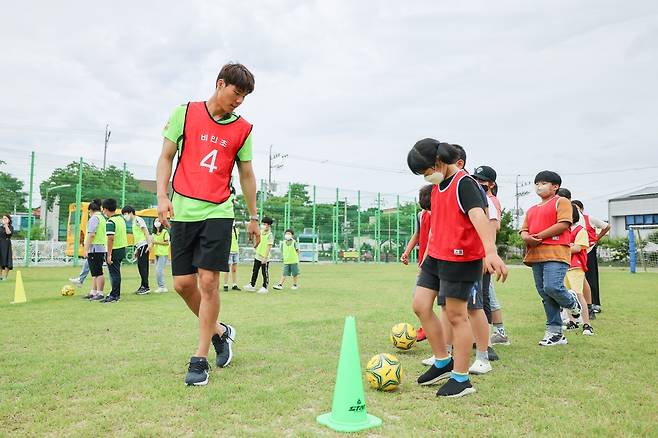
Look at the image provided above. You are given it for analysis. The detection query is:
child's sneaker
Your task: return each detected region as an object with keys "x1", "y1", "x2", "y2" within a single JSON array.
[
  {"x1": 436, "y1": 378, "x2": 476, "y2": 398},
  {"x1": 184, "y1": 357, "x2": 210, "y2": 386},
  {"x1": 539, "y1": 332, "x2": 568, "y2": 346},
  {"x1": 69, "y1": 277, "x2": 82, "y2": 286},
  {"x1": 272, "y1": 284, "x2": 283, "y2": 290},
  {"x1": 582, "y1": 324, "x2": 594, "y2": 336},
  {"x1": 417, "y1": 358, "x2": 453, "y2": 385},
  {"x1": 257, "y1": 287, "x2": 268, "y2": 294},
  {"x1": 490, "y1": 332, "x2": 510, "y2": 345},
  {"x1": 567, "y1": 290, "x2": 582, "y2": 319},
  {"x1": 137, "y1": 287, "x2": 150, "y2": 295},
  {"x1": 243, "y1": 284, "x2": 256, "y2": 292},
  {"x1": 564, "y1": 320, "x2": 579, "y2": 331},
  {"x1": 211, "y1": 323, "x2": 236, "y2": 367},
  {"x1": 231, "y1": 284, "x2": 241, "y2": 291},
  {"x1": 468, "y1": 359, "x2": 492, "y2": 375},
  {"x1": 291, "y1": 285, "x2": 299, "y2": 290},
  {"x1": 89, "y1": 293, "x2": 105, "y2": 301},
  {"x1": 155, "y1": 287, "x2": 168, "y2": 293},
  {"x1": 223, "y1": 285, "x2": 229, "y2": 292},
  {"x1": 421, "y1": 355, "x2": 436, "y2": 366},
  {"x1": 592, "y1": 305, "x2": 601, "y2": 313}
]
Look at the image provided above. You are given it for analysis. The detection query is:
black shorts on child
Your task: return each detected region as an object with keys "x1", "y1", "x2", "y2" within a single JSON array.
[
  {"x1": 88, "y1": 252, "x2": 105, "y2": 277},
  {"x1": 416, "y1": 256, "x2": 482, "y2": 303}
]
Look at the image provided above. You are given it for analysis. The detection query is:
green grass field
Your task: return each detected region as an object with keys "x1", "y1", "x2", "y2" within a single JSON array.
[{"x1": 1, "y1": 263, "x2": 656, "y2": 437}]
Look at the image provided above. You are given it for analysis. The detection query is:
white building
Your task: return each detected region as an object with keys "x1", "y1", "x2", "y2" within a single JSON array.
[{"x1": 608, "y1": 186, "x2": 658, "y2": 238}]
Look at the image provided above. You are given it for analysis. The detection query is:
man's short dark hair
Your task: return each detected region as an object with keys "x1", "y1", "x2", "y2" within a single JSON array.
[
  {"x1": 534, "y1": 170, "x2": 562, "y2": 187},
  {"x1": 102, "y1": 198, "x2": 117, "y2": 212},
  {"x1": 89, "y1": 199, "x2": 102, "y2": 212},
  {"x1": 121, "y1": 205, "x2": 135, "y2": 214},
  {"x1": 217, "y1": 63, "x2": 255, "y2": 94},
  {"x1": 419, "y1": 184, "x2": 433, "y2": 210},
  {"x1": 557, "y1": 188, "x2": 571, "y2": 200}
]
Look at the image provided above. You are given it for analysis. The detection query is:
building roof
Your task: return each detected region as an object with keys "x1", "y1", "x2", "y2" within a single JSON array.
[{"x1": 610, "y1": 186, "x2": 658, "y2": 201}]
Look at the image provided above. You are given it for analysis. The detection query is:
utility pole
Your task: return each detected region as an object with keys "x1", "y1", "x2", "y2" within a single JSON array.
[
  {"x1": 103, "y1": 124, "x2": 111, "y2": 170},
  {"x1": 515, "y1": 175, "x2": 531, "y2": 229},
  {"x1": 267, "y1": 144, "x2": 287, "y2": 193}
]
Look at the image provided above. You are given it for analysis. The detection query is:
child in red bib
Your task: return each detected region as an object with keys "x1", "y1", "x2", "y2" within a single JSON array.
[
  {"x1": 407, "y1": 139, "x2": 508, "y2": 398},
  {"x1": 564, "y1": 204, "x2": 594, "y2": 335},
  {"x1": 520, "y1": 171, "x2": 582, "y2": 346}
]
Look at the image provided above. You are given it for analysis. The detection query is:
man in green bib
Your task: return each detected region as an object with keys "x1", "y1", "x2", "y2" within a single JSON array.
[
  {"x1": 101, "y1": 198, "x2": 128, "y2": 304},
  {"x1": 156, "y1": 63, "x2": 260, "y2": 386}
]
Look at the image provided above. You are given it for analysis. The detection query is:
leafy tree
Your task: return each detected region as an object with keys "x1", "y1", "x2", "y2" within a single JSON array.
[{"x1": 0, "y1": 162, "x2": 27, "y2": 213}]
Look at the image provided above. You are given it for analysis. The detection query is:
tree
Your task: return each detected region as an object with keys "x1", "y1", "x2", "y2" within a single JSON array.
[{"x1": 0, "y1": 162, "x2": 27, "y2": 213}]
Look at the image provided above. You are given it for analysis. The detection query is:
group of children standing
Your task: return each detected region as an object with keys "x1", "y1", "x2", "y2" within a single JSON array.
[
  {"x1": 404, "y1": 139, "x2": 607, "y2": 398},
  {"x1": 70, "y1": 199, "x2": 170, "y2": 301}
]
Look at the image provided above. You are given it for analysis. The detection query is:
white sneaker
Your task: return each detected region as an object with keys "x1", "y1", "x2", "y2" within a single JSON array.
[
  {"x1": 69, "y1": 277, "x2": 82, "y2": 286},
  {"x1": 468, "y1": 359, "x2": 492, "y2": 375},
  {"x1": 243, "y1": 284, "x2": 256, "y2": 292},
  {"x1": 257, "y1": 287, "x2": 269, "y2": 294},
  {"x1": 421, "y1": 355, "x2": 436, "y2": 366},
  {"x1": 291, "y1": 285, "x2": 299, "y2": 290},
  {"x1": 273, "y1": 284, "x2": 283, "y2": 290},
  {"x1": 155, "y1": 287, "x2": 168, "y2": 293}
]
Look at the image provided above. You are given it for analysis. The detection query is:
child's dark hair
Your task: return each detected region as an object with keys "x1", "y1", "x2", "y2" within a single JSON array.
[
  {"x1": 262, "y1": 216, "x2": 274, "y2": 225},
  {"x1": 217, "y1": 63, "x2": 255, "y2": 94},
  {"x1": 153, "y1": 222, "x2": 164, "y2": 234},
  {"x1": 418, "y1": 185, "x2": 433, "y2": 210},
  {"x1": 285, "y1": 228, "x2": 295, "y2": 235},
  {"x1": 452, "y1": 144, "x2": 466, "y2": 166},
  {"x1": 121, "y1": 205, "x2": 135, "y2": 214},
  {"x1": 534, "y1": 170, "x2": 562, "y2": 187},
  {"x1": 2, "y1": 214, "x2": 12, "y2": 225},
  {"x1": 407, "y1": 139, "x2": 459, "y2": 175},
  {"x1": 557, "y1": 188, "x2": 571, "y2": 200},
  {"x1": 571, "y1": 203, "x2": 580, "y2": 224},
  {"x1": 572, "y1": 200, "x2": 584, "y2": 210},
  {"x1": 88, "y1": 199, "x2": 102, "y2": 212},
  {"x1": 102, "y1": 198, "x2": 117, "y2": 212}
]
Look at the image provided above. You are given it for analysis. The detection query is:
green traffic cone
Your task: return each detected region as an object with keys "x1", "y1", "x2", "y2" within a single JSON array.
[{"x1": 317, "y1": 316, "x2": 382, "y2": 433}]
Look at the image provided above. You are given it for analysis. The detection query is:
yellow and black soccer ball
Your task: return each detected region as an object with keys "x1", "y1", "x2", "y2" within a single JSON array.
[
  {"x1": 390, "y1": 322, "x2": 417, "y2": 350},
  {"x1": 60, "y1": 285, "x2": 76, "y2": 296},
  {"x1": 365, "y1": 353, "x2": 403, "y2": 391}
]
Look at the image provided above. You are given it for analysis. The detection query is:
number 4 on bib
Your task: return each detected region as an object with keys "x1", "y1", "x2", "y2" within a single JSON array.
[{"x1": 200, "y1": 150, "x2": 218, "y2": 173}]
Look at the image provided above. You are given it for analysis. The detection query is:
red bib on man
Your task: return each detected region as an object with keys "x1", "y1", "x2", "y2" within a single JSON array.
[
  {"x1": 569, "y1": 225, "x2": 589, "y2": 271},
  {"x1": 526, "y1": 196, "x2": 570, "y2": 246},
  {"x1": 428, "y1": 170, "x2": 485, "y2": 262},
  {"x1": 172, "y1": 101, "x2": 252, "y2": 204}
]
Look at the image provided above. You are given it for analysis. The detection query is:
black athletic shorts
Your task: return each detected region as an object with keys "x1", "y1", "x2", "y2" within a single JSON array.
[
  {"x1": 436, "y1": 280, "x2": 482, "y2": 309},
  {"x1": 88, "y1": 252, "x2": 105, "y2": 277},
  {"x1": 417, "y1": 256, "x2": 478, "y2": 303},
  {"x1": 170, "y1": 218, "x2": 233, "y2": 276}
]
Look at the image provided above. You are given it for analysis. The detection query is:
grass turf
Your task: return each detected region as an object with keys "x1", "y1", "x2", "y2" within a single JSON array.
[{"x1": 1, "y1": 263, "x2": 656, "y2": 437}]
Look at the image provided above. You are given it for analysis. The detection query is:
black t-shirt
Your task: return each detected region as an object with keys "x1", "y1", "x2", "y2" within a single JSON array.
[{"x1": 435, "y1": 173, "x2": 487, "y2": 282}]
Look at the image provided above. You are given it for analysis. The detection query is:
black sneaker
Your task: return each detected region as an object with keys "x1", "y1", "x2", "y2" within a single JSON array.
[
  {"x1": 90, "y1": 294, "x2": 105, "y2": 301},
  {"x1": 538, "y1": 333, "x2": 567, "y2": 346},
  {"x1": 100, "y1": 295, "x2": 120, "y2": 304},
  {"x1": 565, "y1": 320, "x2": 579, "y2": 330},
  {"x1": 592, "y1": 305, "x2": 601, "y2": 313},
  {"x1": 137, "y1": 287, "x2": 150, "y2": 295},
  {"x1": 436, "y1": 378, "x2": 476, "y2": 398},
  {"x1": 589, "y1": 309, "x2": 597, "y2": 320},
  {"x1": 567, "y1": 290, "x2": 582, "y2": 319},
  {"x1": 185, "y1": 357, "x2": 210, "y2": 386},
  {"x1": 582, "y1": 324, "x2": 594, "y2": 336},
  {"x1": 134, "y1": 287, "x2": 144, "y2": 295},
  {"x1": 81, "y1": 293, "x2": 94, "y2": 300},
  {"x1": 417, "y1": 358, "x2": 453, "y2": 386},
  {"x1": 487, "y1": 346, "x2": 499, "y2": 361},
  {"x1": 223, "y1": 285, "x2": 229, "y2": 292},
  {"x1": 231, "y1": 285, "x2": 241, "y2": 291},
  {"x1": 212, "y1": 323, "x2": 236, "y2": 368}
]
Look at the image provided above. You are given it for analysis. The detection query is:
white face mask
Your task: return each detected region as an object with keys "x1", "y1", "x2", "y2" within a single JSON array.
[
  {"x1": 424, "y1": 171, "x2": 445, "y2": 185},
  {"x1": 122, "y1": 214, "x2": 131, "y2": 222},
  {"x1": 284, "y1": 233, "x2": 293, "y2": 241},
  {"x1": 154, "y1": 220, "x2": 161, "y2": 228}
]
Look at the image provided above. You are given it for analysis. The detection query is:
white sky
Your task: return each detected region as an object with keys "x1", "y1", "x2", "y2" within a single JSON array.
[{"x1": 2, "y1": 0, "x2": 658, "y2": 220}]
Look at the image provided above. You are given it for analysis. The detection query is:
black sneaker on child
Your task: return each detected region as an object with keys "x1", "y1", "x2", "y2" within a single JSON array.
[
  {"x1": 487, "y1": 346, "x2": 499, "y2": 361},
  {"x1": 567, "y1": 290, "x2": 582, "y2": 319},
  {"x1": 81, "y1": 293, "x2": 94, "y2": 300},
  {"x1": 223, "y1": 285, "x2": 229, "y2": 292},
  {"x1": 436, "y1": 378, "x2": 476, "y2": 398},
  {"x1": 137, "y1": 287, "x2": 150, "y2": 295},
  {"x1": 417, "y1": 358, "x2": 453, "y2": 386},
  {"x1": 538, "y1": 333, "x2": 567, "y2": 346},
  {"x1": 565, "y1": 320, "x2": 579, "y2": 330},
  {"x1": 100, "y1": 295, "x2": 120, "y2": 303},
  {"x1": 231, "y1": 285, "x2": 241, "y2": 291},
  {"x1": 212, "y1": 323, "x2": 236, "y2": 368},
  {"x1": 185, "y1": 357, "x2": 210, "y2": 386}
]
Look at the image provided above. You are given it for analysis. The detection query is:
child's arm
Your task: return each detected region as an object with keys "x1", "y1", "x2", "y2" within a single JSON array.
[
  {"x1": 570, "y1": 244, "x2": 584, "y2": 254},
  {"x1": 469, "y1": 208, "x2": 508, "y2": 282},
  {"x1": 532, "y1": 222, "x2": 570, "y2": 240},
  {"x1": 84, "y1": 232, "x2": 93, "y2": 257},
  {"x1": 264, "y1": 244, "x2": 273, "y2": 262},
  {"x1": 401, "y1": 231, "x2": 419, "y2": 265}
]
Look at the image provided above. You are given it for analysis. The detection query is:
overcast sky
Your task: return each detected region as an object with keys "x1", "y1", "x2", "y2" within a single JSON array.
[{"x1": 2, "y1": 0, "x2": 658, "y2": 220}]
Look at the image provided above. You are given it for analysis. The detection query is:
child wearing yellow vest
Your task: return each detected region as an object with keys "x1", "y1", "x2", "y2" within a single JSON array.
[
  {"x1": 244, "y1": 217, "x2": 274, "y2": 293},
  {"x1": 223, "y1": 224, "x2": 241, "y2": 291},
  {"x1": 152, "y1": 219, "x2": 170, "y2": 293},
  {"x1": 83, "y1": 199, "x2": 107, "y2": 301},
  {"x1": 122, "y1": 205, "x2": 153, "y2": 295},
  {"x1": 273, "y1": 229, "x2": 300, "y2": 290},
  {"x1": 101, "y1": 198, "x2": 128, "y2": 303}
]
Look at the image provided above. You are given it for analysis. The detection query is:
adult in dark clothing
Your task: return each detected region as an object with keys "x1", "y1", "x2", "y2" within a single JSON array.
[{"x1": 0, "y1": 214, "x2": 14, "y2": 280}]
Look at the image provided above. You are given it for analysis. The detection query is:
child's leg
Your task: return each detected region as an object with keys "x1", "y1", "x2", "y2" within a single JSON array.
[
  {"x1": 583, "y1": 278, "x2": 592, "y2": 304},
  {"x1": 223, "y1": 271, "x2": 229, "y2": 286},
  {"x1": 231, "y1": 263, "x2": 238, "y2": 285},
  {"x1": 292, "y1": 275, "x2": 298, "y2": 285},
  {"x1": 412, "y1": 287, "x2": 447, "y2": 359},
  {"x1": 440, "y1": 304, "x2": 453, "y2": 348},
  {"x1": 567, "y1": 269, "x2": 590, "y2": 325},
  {"x1": 261, "y1": 262, "x2": 269, "y2": 288},
  {"x1": 250, "y1": 260, "x2": 262, "y2": 286},
  {"x1": 532, "y1": 263, "x2": 563, "y2": 335},
  {"x1": 469, "y1": 309, "x2": 490, "y2": 357},
  {"x1": 543, "y1": 262, "x2": 578, "y2": 313},
  {"x1": 96, "y1": 274, "x2": 105, "y2": 293},
  {"x1": 445, "y1": 297, "x2": 472, "y2": 374}
]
